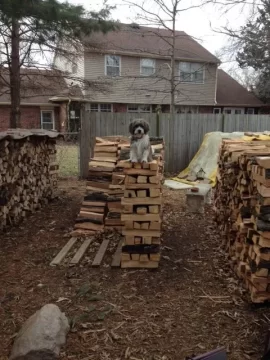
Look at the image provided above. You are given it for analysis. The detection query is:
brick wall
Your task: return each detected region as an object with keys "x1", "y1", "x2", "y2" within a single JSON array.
[
  {"x1": 0, "y1": 105, "x2": 60, "y2": 131},
  {"x1": 113, "y1": 103, "x2": 127, "y2": 112},
  {"x1": 198, "y1": 106, "x2": 214, "y2": 114}
]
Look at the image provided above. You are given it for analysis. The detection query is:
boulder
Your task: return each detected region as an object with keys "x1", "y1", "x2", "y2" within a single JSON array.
[{"x1": 10, "y1": 304, "x2": 70, "y2": 360}]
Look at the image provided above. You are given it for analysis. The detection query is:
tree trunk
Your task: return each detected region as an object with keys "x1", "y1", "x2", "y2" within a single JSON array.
[
  {"x1": 170, "y1": 5, "x2": 176, "y2": 117},
  {"x1": 10, "y1": 17, "x2": 20, "y2": 128},
  {"x1": 168, "y1": 3, "x2": 176, "y2": 172}
]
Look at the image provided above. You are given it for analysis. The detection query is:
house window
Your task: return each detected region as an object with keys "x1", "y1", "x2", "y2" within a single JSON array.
[
  {"x1": 224, "y1": 107, "x2": 244, "y2": 114},
  {"x1": 179, "y1": 62, "x2": 204, "y2": 83},
  {"x1": 90, "y1": 103, "x2": 112, "y2": 112},
  {"x1": 127, "y1": 104, "x2": 151, "y2": 113},
  {"x1": 140, "y1": 59, "x2": 155, "y2": 76},
  {"x1": 213, "y1": 108, "x2": 221, "y2": 114},
  {"x1": 90, "y1": 104, "x2": 99, "y2": 112},
  {"x1": 105, "y1": 55, "x2": 120, "y2": 76},
  {"x1": 100, "y1": 104, "x2": 112, "y2": 112},
  {"x1": 41, "y1": 110, "x2": 54, "y2": 130},
  {"x1": 247, "y1": 108, "x2": 255, "y2": 114},
  {"x1": 176, "y1": 106, "x2": 198, "y2": 114},
  {"x1": 72, "y1": 63, "x2": 78, "y2": 74}
]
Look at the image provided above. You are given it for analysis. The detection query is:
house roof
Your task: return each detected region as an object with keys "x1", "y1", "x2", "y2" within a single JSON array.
[
  {"x1": 216, "y1": 69, "x2": 263, "y2": 107},
  {"x1": 0, "y1": 68, "x2": 82, "y2": 105},
  {"x1": 85, "y1": 24, "x2": 220, "y2": 63}
]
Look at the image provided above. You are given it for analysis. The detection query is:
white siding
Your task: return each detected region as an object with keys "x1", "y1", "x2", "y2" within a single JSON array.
[
  {"x1": 84, "y1": 53, "x2": 217, "y2": 105},
  {"x1": 54, "y1": 49, "x2": 85, "y2": 94}
]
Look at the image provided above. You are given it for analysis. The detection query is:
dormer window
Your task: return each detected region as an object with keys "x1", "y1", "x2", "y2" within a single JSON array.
[{"x1": 140, "y1": 58, "x2": 155, "y2": 76}]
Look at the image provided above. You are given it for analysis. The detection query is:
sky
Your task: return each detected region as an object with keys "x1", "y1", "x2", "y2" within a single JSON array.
[{"x1": 67, "y1": 0, "x2": 254, "y2": 75}]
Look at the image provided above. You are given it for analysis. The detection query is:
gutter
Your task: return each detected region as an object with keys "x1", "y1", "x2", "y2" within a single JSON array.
[
  {"x1": 85, "y1": 48, "x2": 219, "y2": 64},
  {"x1": 217, "y1": 103, "x2": 264, "y2": 107},
  {"x1": 49, "y1": 96, "x2": 89, "y2": 103},
  {"x1": 0, "y1": 102, "x2": 60, "y2": 106}
]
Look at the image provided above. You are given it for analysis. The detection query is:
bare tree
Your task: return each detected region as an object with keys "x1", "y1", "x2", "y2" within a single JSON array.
[{"x1": 123, "y1": 0, "x2": 214, "y2": 116}]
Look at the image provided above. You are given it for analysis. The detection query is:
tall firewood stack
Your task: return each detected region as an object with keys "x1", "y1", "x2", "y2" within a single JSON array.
[
  {"x1": 120, "y1": 139, "x2": 165, "y2": 268},
  {"x1": 0, "y1": 130, "x2": 59, "y2": 231},
  {"x1": 215, "y1": 135, "x2": 270, "y2": 302}
]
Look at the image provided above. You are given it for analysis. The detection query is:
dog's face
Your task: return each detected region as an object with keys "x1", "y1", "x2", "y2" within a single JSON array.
[{"x1": 129, "y1": 119, "x2": 150, "y2": 139}]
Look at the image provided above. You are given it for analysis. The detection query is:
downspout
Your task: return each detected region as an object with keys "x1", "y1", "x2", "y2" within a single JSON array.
[{"x1": 66, "y1": 97, "x2": 71, "y2": 133}]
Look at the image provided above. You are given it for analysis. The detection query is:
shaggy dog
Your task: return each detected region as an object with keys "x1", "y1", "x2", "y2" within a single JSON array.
[{"x1": 129, "y1": 119, "x2": 153, "y2": 163}]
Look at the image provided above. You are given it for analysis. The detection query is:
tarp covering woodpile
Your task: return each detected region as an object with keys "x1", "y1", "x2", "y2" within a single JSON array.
[
  {"x1": 173, "y1": 131, "x2": 270, "y2": 187},
  {"x1": 215, "y1": 134, "x2": 270, "y2": 303}
]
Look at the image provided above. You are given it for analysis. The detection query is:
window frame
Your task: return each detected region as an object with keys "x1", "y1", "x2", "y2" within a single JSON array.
[
  {"x1": 213, "y1": 108, "x2": 221, "y2": 114},
  {"x1": 140, "y1": 58, "x2": 156, "y2": 76},
  {"x1": 127, "y1": 104, "x2": 152, "y2": 113},
  {"x1": 40, "y1": 110, "x2": 55, "y2": 130},
  {"x1": 72, "y1": 63, "x2": 78, "y2": 74},
  {"x1": 247, "y1": 108, "x2": 255, "y2": 115},
  {"x1": 100, "y1": 103, "x2": 112, "y2": 112},
  {"x1": 224, "y1": 107, "x2": 244, "y2": 115},
  {"x1": 105, "y1": 55, "x2": 121, "y2": 77},
  {"x1": 90, "y1": 103, "x2": 112, "y2": 112},
  {"x1": 179, "y1": 61, "x2": 205, "y2": 84}
]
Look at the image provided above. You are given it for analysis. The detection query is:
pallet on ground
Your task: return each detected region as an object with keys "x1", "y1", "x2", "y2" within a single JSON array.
[{"x1": 50, "y1": 235, "x2": 123, "y2": 268}]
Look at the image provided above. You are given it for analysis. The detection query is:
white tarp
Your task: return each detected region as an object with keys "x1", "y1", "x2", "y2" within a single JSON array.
[{"x1": 172, "y1": 131, "x2": 246, "y2": 187}]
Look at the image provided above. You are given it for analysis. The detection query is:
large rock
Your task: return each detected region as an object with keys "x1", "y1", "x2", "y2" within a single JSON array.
[{"x1": 10, "y1": 304, "x2": 70, "y2": 360}]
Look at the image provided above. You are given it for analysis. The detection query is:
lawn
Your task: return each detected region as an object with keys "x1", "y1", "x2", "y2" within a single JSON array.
[{"x1": 56, "y1": 143, "x2": 79, "y2": 177}]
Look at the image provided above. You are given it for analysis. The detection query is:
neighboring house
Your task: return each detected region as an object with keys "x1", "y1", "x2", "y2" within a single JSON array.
[
  {"x1": 214, "y1": 69, "x2": 263, "y2": 115},
  {"x1": 54, "y1": 23, "x2": 264, "y2": 115},
  {"x1": 0, "y1": 68, "x2": 83, "y2": 132}
]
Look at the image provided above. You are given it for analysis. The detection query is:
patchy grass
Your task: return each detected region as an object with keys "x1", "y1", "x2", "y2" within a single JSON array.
[{"x1": 57, "y1": 144, "x2": 79, "y2": 177}]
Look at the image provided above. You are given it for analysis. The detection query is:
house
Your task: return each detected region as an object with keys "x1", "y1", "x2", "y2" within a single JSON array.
[
  {"x1": 0, "y1": 68, "x2": 83, "y2": 132},
  {"x1": 214, "y1": 69, "x2": 263, "y2": 115},
  {"x1": 54, "y1": 23, "x2": 263, "y2": 115}
]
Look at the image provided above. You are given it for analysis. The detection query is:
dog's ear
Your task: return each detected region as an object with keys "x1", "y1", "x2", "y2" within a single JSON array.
[{"x1": 141, "y1": 120, "x2": 150, "y2": 134}]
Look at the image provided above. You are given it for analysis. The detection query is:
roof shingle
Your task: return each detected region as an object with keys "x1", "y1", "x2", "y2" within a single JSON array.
[
  {"x1": 216, "y1": 69, "x2": 263, "y2": 107},
  {"x1": 85, "y1": 24, "x2": 220, "y2": 63},
  {"x1": 0, "y1": 68, "x2": 81, "y2": 104}
]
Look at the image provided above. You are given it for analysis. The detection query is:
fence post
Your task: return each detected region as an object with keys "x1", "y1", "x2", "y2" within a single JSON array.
[
  {"x1": 79, "y1": 104, "x2": 91, "y2": 179},
  {"x1": 221, "y1": 113, "x2": 225, "y2": 132},
  {"x1": 156, "y1": 106, "x2": 161, "y2": 137}
]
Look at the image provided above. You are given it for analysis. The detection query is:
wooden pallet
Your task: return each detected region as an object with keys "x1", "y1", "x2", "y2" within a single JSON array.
[{"x1": 50, "y1": 237, "x2": 122, "y2": 268}]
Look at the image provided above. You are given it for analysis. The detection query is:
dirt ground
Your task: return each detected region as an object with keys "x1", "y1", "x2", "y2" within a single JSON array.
[{"x1": 1, "y1": 178, "x2": 270, "y2": 360}]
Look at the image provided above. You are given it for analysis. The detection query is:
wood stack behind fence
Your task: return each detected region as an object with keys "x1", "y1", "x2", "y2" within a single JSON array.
[
  {"x1": 215, "y1": 134, "x2": 270, "y2": 302},
  {"x1": 0, "y1": 129, "x2": 59, "y2": 231}
]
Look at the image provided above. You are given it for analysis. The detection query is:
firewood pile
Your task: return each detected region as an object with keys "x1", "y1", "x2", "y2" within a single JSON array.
[
  {"x1": 72, "y1": 136, "x2": 165, "y2": 239},
  {"x1": 120, "y1": 151, "x2": 165, "y2": 268},
  {"x1": 215, "y1": 134, "x2": 270, "y2": 302},
  {"x1": 72, "y1": 136, "x2": 128, "y2": 237},
  {"x1": 0, "y1": 129, "x2": 60, "y2": 231}
]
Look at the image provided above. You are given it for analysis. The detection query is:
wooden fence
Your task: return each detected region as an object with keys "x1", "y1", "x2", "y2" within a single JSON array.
[{"x1": 79, "y1": 111, "x2": 270, "y2": 177}]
